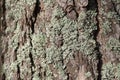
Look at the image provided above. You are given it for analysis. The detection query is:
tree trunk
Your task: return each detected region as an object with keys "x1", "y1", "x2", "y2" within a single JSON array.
[{"x1": 0, "y1": 0, "x2": 120, "y2": 80}]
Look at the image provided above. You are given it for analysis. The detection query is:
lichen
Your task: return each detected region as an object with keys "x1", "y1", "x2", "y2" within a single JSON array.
[
  {"x1": 2, "y1": 0, "x2": 103, "y2": 79},
  {"x1": 77, "y1": 10, "x2": 97, "y2": 55},
  {"x1": 102, "y1": 62, "x2": 120, "y2": 80},
  {"x1": 106, "y1": 37, "x2": 120, "y2": 53},
  {"x1": 3, "y1": 0, "x2": 38, "y2": 79},
  {"x1": 31, "y1": 33, "x2": 46, "y2": 58},
  {"x1": 43, "y1": 0, "x2": 54, "y2": 8},
  {"x1": 102, "y1": 20, "x2": 112, "y2": 35},
  {"x1": 85, "y1": 71, "x2": 92, "y2": 78}
]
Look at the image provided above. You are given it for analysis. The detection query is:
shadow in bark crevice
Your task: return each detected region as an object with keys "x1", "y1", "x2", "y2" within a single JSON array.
[
  {"x1": 29, "y1": 52, "x2": 35, "y2": 80},
  {"x1": 1, "y1": 0, "x2": 7, "y2": 31},
  {"x1": 30, "y1": 0, "x2": 41, "y2": 34},
  {"x1": 87, "y1": 0, "x2": 103, "y2": 80},
  {"x1": 87, "y1": 0, "x2": 97, "y2": 10},
  {"x1": 0, "y1": 0, "x2": 7, "y2": 79},
  {"x1": 2, "y1": 73, "x2": 6, "y2": 80},
  {"x1": 17, "y1": 65, "x2": 21, "y2": 80}
]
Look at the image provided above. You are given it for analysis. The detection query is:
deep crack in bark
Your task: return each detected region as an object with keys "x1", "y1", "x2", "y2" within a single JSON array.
[
  {"x1": 87, "y1": 0, "x2": 103, "y2": 80},
  {"x1": 17, "y1": 65, "x2": 21, "y2": 80},
  {"x1": 29, "y1": 52, "x2": 35, "y2": 68},
  {"x1": 95, "y1": 0, "x2": 103, "y2": 80},
  {"x1": 28, "y1": 1, "x2": 41, "y2": 79},
  {"x1": 29, "y1": 37, "x2": 35, "y2": 80},
  {"x1": 2, "y1": 0, "x2": 7, "y2": 31},
  {"x1": 2, "y1": 73, "x2": 6, "y2": 80},
  {"x1": 30, "y1": 0, "x2": 40, "y2": 34},
  {"x1": 29, "y1": 52, "x2": 35, "y2": 80},
  {"x1": 15, "y1": 43, "x2": 21, "y2": 79},
  {"x1": 0, "y1": 0, "x2": 7, "y2": 79}
]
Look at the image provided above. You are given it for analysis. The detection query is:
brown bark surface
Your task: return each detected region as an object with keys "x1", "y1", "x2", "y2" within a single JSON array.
[{"x1": 0, "y1": 0, "x2": 120, "y2": 80}]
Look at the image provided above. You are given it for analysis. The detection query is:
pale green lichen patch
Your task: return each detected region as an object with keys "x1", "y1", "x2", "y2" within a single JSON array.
[
  {"x1": 31, "y1": 33, "x2": 46, "y2": 58},
  {"x1": 6, "y1": 0, "x2": 24, "y2": 21},
  {"x1": 85, "y1": 71, "x2": 92, "y2": 78},
  {"x1": 102, "y1": 20, "x2": 112, "y2": 35},
  {"x1": 102, "y1": 62, "x2": 120, "y2": 80},
  {"x1": 4, "y1": 0, "x2": 38, "y2": 79},
  {"x1": 77, "y1": 10, "x2": 98, "y2": 55},
  {"x1": 106, "y1": 37, "x2": 120, "y2": 53},
  {"x1": 3, "y1": 61, "x2": 18, "y2": 80},
  {"x1": 115, "y1": 63, "x2": 120, "y2": 79},
  {"x1": 17, "y1": 40, "x2": 32, "y2": 63},
  {"x1": 43, "y1": 2, "x2": 98, "y2": 78},
  {"x1": 99, "y1": 1, "x2": 120, "y2": 36},
  {"x1": 102, "y1": 62, "x2": 115, "y2": 80},
  {"x1": 32, "y1": 71, "x2": 41, "y2": 80},
  {"x1": 43, "y1": 0, "x2": 54, "y2": 8},
  {"x1": 3, "y1": 21, "x2": 21, "y2": 79},
  {"x1": 8, "y1": 23, "x2": 21, "y2": 49},
  {"x1": 3, "y1": 0, "x2": 102, "y2": 79}
]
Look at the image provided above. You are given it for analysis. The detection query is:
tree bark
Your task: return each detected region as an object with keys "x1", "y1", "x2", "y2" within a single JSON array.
[{"x1": 0, "y1": 0, "x2": 120, "y2": 80}]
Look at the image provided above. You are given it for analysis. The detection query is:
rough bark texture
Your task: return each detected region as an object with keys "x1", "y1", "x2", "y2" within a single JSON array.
[{"x1": 0, "y1": 0, "x2": 120, "y2": 80}]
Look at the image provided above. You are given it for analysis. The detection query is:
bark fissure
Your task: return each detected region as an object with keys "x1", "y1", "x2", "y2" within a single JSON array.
[
  {"x1": 14, "y1": 43, "x2": 21, "y2": 79},
  {"x1": 95, "y1": 0, "x2": 103, "y2": 80},
  {"x1": 0, "y1": 0, "x2": 7, "y2": 79},
  {"x1": 14, "y1": 43, "x2": 19, "y2": 61},
  {"x1": 17, "y1": 65, "x2": 21, "y2": 80},
  {"x1": 30, "y1": 0, "x2": 40, "y2": 34},
  {"x1": 29, "y1": 37, "x2": 35, "y2": 80},
  {"x1": 29, "y1": 52, "x2": 35, "y2": 80},
  {"x1": 1, "y1": 0, "x2": 6, "y2": 31},
  {"x1": 27, "y1": 1, "x2": 41, "y2": 79},
  {"x1": 88, "y1": 0, "x2": 103, "y2": 80},
  {"x1": 29, "y1": 52, "x2": 35, "y2": 68},
  {"x1": 2, "y1": 73, "x2": 6, "y2": 80}
]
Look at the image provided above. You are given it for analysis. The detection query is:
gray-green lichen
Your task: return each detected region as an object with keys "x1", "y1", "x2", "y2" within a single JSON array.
[
  {"x1": 3, "y1": 0, "x2": 37, "y2": 79},
  {"x1": 106, "y1": 37, "x2": 120, "y2": 53},
  {"x1": 99, "y1": 0, "x2": 120, "y2": 36},
  {"x1": 44, "y1": 2, "x2": 99, "y2": 79},
  {"x1": 3, "y1": 0, "x2": 101, "y2": 79},
  {"x1": 85, "y1": 71, "x2": 92, "y2": 78},
  {"x1": 78, "y1": 10, "x2": 97, "y2": 55},
  {"x1": 102, "y1": 62, "x2": 120, "y2": 80},
  {"x1": 31, "y1": 33, "x2": 46, "y2": 58},
  {"x1": 102, "y1": 20, "x2": 112, "y2": 35}
]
